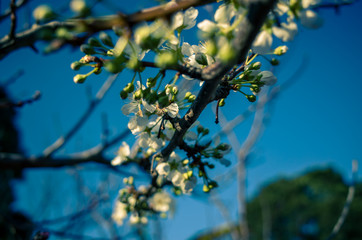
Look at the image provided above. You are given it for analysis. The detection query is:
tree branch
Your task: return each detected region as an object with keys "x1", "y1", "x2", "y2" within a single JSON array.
[
  {"x1": 0, "y1": 0, "x2": 216, "y2": 60},
  {"x1": 161, "y1": 0, "x2": 277, "y2": 159}
]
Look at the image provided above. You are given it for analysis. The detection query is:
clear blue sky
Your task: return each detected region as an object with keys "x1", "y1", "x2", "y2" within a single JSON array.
[{"x1": 1, "y1": 0, "x2": 362, "y2": 239}]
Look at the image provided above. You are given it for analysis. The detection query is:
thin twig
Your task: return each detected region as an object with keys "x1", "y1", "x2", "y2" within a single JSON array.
[
  {"x1": 42, "y1": 73, "x2": 119, "y2": 157},
  {"x1": 9, "y1": 0, "x2": 17, "y2": 39},
  {"x1": 326, "y1": 160, "x2": 358, "y2": 240}
]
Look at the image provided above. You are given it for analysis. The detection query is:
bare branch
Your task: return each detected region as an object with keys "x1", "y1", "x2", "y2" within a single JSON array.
[
  {"x1": 326, "y1": 160, "x2": 358, "y2": 240},
  {"x1": 0, "y1": 0, "x2": 28, "y2": 22},
  {"x1": 42, "y1": 73, "x2": 119, "y2": 157},
  {"x1": 0, "y1": 0, "x2": 216, "y2": 60}
]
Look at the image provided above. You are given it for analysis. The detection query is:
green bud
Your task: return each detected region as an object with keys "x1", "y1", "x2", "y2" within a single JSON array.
[
  {"x1": 155, "y1": 52, "x2": 177, "y2": 69},
  {"x1": 146, "y1": 78, "x2": 156, "y2": 88},
  {"x1": 33, "y1": 5, "x2": 55, "y2": 22},
  {"x1": 218, "y1": 98, "x2": 225, "y2": 107},
  {"x1": 134, "y1": 89, "x2": 142, "y2": 100},
  {"x1": 197, "y1": 125, "x2": 204, "y2": 134},
  {"x1": 124, "y1": 83, "x2": 135, "y2": 93},
  {"x1": 71, "y1": 61, "x2": 82, "y2": 70},
  {"x1": 172, "y1": 86, "x2": 178, "y2": 95},
  {"x1": 99, "y1": 31, "x2": 114, "y2": 47},
  {"x1": 271, "y1": 58, "x2": 279, "y2": 66},
  {"x1": 195, "y1": 52, "x2": 208, "y2": 66},
  {"x1": 126, "y1": 56, "x2": 140, "y2": 70},
  {"x1": 209, "y1": 181, "x2": 218, "y2": 189},
  {"x1": 120, "y1": 90, "x2": 128, "y2": 99},
  {"x1": 274, "y1": 46, "x2": 288, "y2": 56},
  {"x1": 128, "y1": 176, "x2": 134, "y2": 185},
  {"x1": 88, "y1": 37, "x2": 103, "y2": 47},
  {"x1": 203, "y1": 184, "x2": 210, "y2": 193},
  {"x1": 251, "y1": 86, "x2": 260, "y2": 93},
  {"x1": 73, "y1": 74, "x2": 87, "y2": 84},
  {"x1": 56, "y1": 28, "x2": 72, "y2": 39},
  {"x1": 80, "y1": 44, "x2": 96, "y2": 55},
  {"x1": 104, "y1": 60, "x2": 124, "y2": 73},
  {"x1": 184, "y1": 91, "x2": 192, "y2": 99},
  {"x1": 188, "y1": 95, "x2": 196, "y2": 102},
  {"x1": 250, "y1": 62, "x2": 261, "y2": 70},
  {"x1": 246, "y1": 95, "x2": 256, "y2": 102}
]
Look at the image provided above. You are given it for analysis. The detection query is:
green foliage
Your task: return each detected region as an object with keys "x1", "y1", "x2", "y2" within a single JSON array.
[{"x1": 247, "y1": 168, "x2": 362, "y2": 240}]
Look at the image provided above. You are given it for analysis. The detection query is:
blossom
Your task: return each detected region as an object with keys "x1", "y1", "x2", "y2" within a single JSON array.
[
  {"x1": 252, "y1": 30, "x2": 273, "y2": 54},
  {"x1": 112, "y1": 201, "x2": 128, "y2": 225},
  {"x1": 156, "y1": 162, "x2": 171, "y2": 176},
  {"x1": 172, "y1": 7, "x2": 198, "y2": 31},
  {"x1": 300, "y1": 10, "x2": 323, "y2": 29},
  {"x1": 129, "y1": 213, "x2": 148, "y2": 225},
  {"x1": 128, "y1": 115, "x2": 148, "y2": 134},
  {"x1": 149, "y1": 191, "x2": 173, "y2": 212},
  {"x1": 259, "y1": 71, "x2": 277, "y2": 86},
  {"x1": 302, "y1": 0, "x2": 321, "y2": 9},
  {"x1": 111, "y1": 142, "x2": 130, "y2": 166},
  {"x1": 165, "y1": 103, "x2": 179, "y2": 118},
  {"x1": 272, "y1": 20, "x2": 298, "y2": 42}
]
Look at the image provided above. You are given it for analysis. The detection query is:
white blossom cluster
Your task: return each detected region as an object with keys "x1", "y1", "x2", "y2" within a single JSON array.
[{"x1": 66, "y1": 0, "x2": 330, "y2": 227}]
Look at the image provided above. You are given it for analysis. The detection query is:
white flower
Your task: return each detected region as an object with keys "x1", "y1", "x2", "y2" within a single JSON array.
[
  {"x1": 172, "y1": 7, "x2": 198, "y2": 31},
  {"x1": 167, "y1": 170, "x2": 184, "y2": 186},
  {"x1": 128, "y1": 115, "x2": 148, "y2": 134},
  {"x1": 129, "y1": 213, "x2": 148, "y2": 225},
  {"x1": 181, "y1": 175, "x2": 197, "y2": 193},
  {"x1": 142, "y1": 99, "x2": 156, "y2": 113},
  {"x1": 165, "y1": 103, "x2": 179, "y2": 118},
  {"x1": 272, "y1": 20, "x2": 298, "y2": 42},
  {"x1": 252, "y1": 30, "x2": 273, "y2": 54},
  {"x1": 121, "y1": 100, "x2": 139, "y2": 116},
  {"x1": 149, "y1": 192, "x2": 172, "y2": 212},
  {"x1": 111, "y1": 142, "x2": 130, "y2": 166},
  {"x1": 275, "y1": 2, "x2": 289, "y2": 16},
  {"x1": 197, "y1": 20, "x2": 218, "y2": 34},
  {"x1": 300, "y1": 10, "x2": 323, "y2": 29},
  {"x1": 112, "y1": 201, "x2": 128, "y2": 225},
  {"x1": 259, "y1": 71, "x2": 277, "y2": 86},
  {"x1": 302, "y1": 0, "x2": 321, "y2": 9},
  {"x1": 156, "y1": 162, "x2": 171, "y2": 176},
  {"x1": 70, "y1": 0, "x2": 87, "y2": 13}
]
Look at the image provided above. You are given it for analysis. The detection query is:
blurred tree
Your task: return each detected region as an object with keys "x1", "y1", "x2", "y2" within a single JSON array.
[
  {"x1": 247, "y1": 168, "x2": 362, "y2": 240},
  {"x1": 0, "y1": 87, "x2": 33, "y2": 239}
]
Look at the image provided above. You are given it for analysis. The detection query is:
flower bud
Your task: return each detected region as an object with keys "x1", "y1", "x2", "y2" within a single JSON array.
[
  {"x1": 99, "y1": 32, "x2": 114, "y2": 47},
  {"x1": 250, "y1": 62, "x2": 261, "y2": 70},
  {"x1": 71, "y1": 61, "x2": 82, "y2": 70},
  {"x1": 33, "y1": 5, "x2": 55, "y2": 22},
  {"x1": 259, "y1": 71, "x2": 277, "y2": 86},
  {"x1": 270, "y1": 58, "x2": 279, "y2": 66},
  {"x1": 184, "y1": 91, "x2": 192, "y2": 100},
  {"x1": 246, "y1": 95, "x2": 256, "y2": 102},
  {"x1": 187, "y1": 95, "x2": 196, "y2": 102},
  {"x1": 80, "y1": 44, "x2": 96, "y2": 55},
  {"x1": 219, "y1": 98, "x2": 225, "y2": 107},
  {"x1": 73, "y1": 74, "x2": 87, "y2": 84},
  {"x1": 104, "y1": 60, "x2": 124, "y2": 74},
  {"x1": 88, "y1": 37, "x2": 103, "y2": 47},
  {"x1": 124, "y1": 83, "x2": 135, "y2": 93},
  {"x1": 70, "y1": 0, "x2": 90, "y2": 16},
  {"x1": 120, "y1": 90, "x2": 128, "y2": 99},
  {"x1": 203, "y1": 184, "x2": 210, "y2": 193},
  {"x1": 274, "y1": 45, "x2": 288, "y2": 56},
  {"x1": 134, "y1": 89, "x2": 142, "y2": 100}
]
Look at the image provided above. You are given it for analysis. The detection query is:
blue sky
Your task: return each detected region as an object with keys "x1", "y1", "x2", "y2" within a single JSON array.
[{"x1": 1, "y1": 0, "x2": 362, "y2": 239}]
